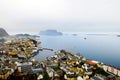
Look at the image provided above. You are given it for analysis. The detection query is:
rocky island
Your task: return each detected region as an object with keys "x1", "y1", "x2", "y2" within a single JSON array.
[
  {"x1": 117, "y1": 35, "x2": 120, "y2": 37},
  {"x1": 39, "y1": 29, "x2": 63, "y2": 36},
  {"x1": 72, "y1": 34, "x2": 77, "y2": 36}
]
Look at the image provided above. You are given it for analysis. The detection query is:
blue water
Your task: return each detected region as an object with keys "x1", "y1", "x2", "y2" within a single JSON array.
[{"x1": 34, "y1": 34, "x2": 120, "y2": 68}]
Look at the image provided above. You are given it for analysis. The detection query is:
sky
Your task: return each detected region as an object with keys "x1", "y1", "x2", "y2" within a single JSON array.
[{"x1": 0, "y1": 0, "x2": 120, "y2": 34}]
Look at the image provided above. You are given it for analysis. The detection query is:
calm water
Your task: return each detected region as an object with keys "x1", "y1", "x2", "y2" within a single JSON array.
[{"x1": 34, "y1": 34, "x2": 120, "y2": 68}]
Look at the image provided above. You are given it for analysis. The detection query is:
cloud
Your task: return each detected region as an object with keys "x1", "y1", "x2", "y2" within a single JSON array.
[{"x1": 0, "y1": 0, "x2": 120, "y2": 34}]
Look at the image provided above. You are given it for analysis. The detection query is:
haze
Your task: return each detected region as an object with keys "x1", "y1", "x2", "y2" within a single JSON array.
[{"x1": 0, "y1": 0, "x2": 120, "y2": 34}]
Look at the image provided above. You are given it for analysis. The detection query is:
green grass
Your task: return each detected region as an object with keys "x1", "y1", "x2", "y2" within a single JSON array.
[
  {"x1": 43, "y1": 71, "x2": 50, "y2": 80},
  {"x1": 96, "y1": 68, "x2": 109, "y2": 77}
]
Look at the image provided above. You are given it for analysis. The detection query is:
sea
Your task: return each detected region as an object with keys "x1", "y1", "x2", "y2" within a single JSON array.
[{"x1": 34, "y1": 33, "x2": 120, "y2": 68}]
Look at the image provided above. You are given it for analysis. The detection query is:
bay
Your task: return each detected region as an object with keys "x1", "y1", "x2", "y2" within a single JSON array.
[{"x1": 34, "y1": 34, "x2": 120, "y2": 68}]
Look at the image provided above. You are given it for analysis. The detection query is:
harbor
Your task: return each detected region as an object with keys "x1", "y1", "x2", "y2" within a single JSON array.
[{"x1": 0, "y1": 36, "x2": 120, "y2": 80}]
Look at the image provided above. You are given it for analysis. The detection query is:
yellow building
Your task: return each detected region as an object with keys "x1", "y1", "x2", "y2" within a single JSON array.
[
  {"x1": 0, "y1": 70, "x2": 10, "y2": 80},
  {"x1": 9, "y1": 51, "x2": 18, "y2": 56}
]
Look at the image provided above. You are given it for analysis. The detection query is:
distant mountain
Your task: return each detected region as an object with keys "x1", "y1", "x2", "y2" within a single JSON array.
[
  {"x1": 0, "y1": 28, "x2": 9, "y2": 37},
  {"x1": 39, "y1": 29, "x2": 63, "y2": 36}
]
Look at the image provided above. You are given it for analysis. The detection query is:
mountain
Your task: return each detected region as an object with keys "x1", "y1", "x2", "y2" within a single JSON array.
[
  {"x1": 39, "y1": 29, "x2": 63, "y2": 36},
  {"x1": 0, "y1": 28, "x2": 9, "y2": 37}
]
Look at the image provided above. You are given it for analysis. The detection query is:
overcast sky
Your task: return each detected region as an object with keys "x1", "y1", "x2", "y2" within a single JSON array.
[{"x1": 0, "y1": 0, "x2": 120, "y2": 34}]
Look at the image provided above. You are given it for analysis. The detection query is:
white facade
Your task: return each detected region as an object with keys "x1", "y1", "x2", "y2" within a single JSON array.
[
  {"x1": 108, "y1": 66, "x2": 112, "y2": 72},
  {"x1": 77, "y1": 76, "x2": 83, "y2": 80},
  {"x1": 103, "y1": 65, "x2": 108, "y2": 72},
  {"x1": 15, "y1": 62, "x2": 32, "y2": 66},
  {"x1": 118, "y1": 70, "x2": 120, "y2": 77},
  {"x1": 113, "y1": 68, "x2": 118, "y2": 75}
]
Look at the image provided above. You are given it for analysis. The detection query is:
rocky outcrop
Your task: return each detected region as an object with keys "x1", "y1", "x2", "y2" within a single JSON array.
[{"x1": 0, "y1": 28, "x2": 9, "y2": 37}]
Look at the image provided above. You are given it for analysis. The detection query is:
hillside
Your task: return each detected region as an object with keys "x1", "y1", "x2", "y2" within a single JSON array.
[{"x1": 0, "y1": 28, "x2": 9, "y2": 37}]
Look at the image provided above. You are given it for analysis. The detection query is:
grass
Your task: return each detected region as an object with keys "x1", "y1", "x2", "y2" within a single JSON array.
[{"x1": 96, "y1": 68, "x2": 109, "y2": 77}]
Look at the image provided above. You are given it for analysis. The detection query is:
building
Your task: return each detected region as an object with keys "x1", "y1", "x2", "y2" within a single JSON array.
[
  {"x1": 0, "y1": 69, "x2": 11, "y2": 80},
  {"x1": 15, "y1": 62, "x2": 33, "y2": 73},
  {"x1": 103, "y1": 64, "x2": 120, "y2": 77}
]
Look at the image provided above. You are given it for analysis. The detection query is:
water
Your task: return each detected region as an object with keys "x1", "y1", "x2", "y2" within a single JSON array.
[{"x1": 34, "y1": 34, "x2": 120, "y2": 68}]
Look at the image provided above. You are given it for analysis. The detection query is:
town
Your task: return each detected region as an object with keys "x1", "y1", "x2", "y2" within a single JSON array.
[{"x1": 0, "y1": 36, "x2": 120, "y2": 80}]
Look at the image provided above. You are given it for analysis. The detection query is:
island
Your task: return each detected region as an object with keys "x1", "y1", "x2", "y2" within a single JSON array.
[
  {"x1": 15, "y1": 33, "x2": 31, "y2": 37},
  {"x1": 117, "y1": 35, "x2": 120, "y2": 37},
  {"x1": 39, "y1": 29, "x2": 63, "y2": 36},
  {"x1": 72, "y1": 34, "x2": 77, "y2": 36}
]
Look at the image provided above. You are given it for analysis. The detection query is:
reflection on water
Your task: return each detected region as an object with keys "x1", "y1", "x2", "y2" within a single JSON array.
[
  {"x1": 34, "y1": 50, "x2": 55, "y2": 60},
  {"x1": 35, "y1": 35, "x2": 120, "y2": 68}
]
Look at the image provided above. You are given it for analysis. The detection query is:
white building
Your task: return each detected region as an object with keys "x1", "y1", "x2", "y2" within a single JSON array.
[
  {"x1": 118, "y1": 70, "x2": 120, "y2": 77},
  {"x1": 15, "y1": 62, "x2": 33, "y2": 73},
  {"x1": 113, "y1": 68, "x2": 118, "y2": 75}
]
